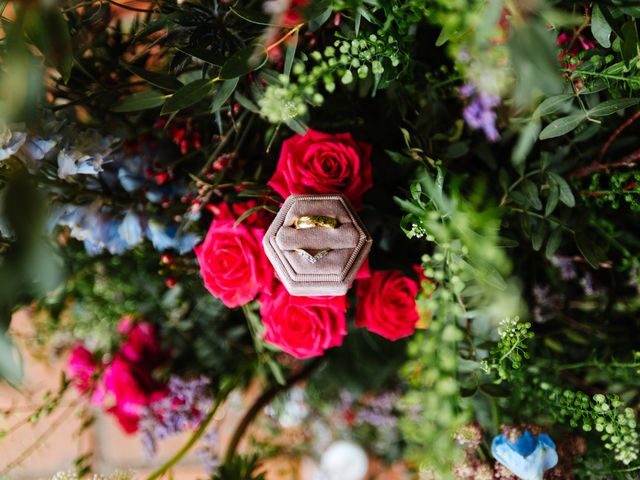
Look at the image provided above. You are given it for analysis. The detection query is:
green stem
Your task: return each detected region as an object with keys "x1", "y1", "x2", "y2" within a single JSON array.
[
  {"x1": 145, "y1": 381, "x2": 235, "y2": 480},
  {"x1": 223, "y1": 358, "x2": 322, "y2": 464}
]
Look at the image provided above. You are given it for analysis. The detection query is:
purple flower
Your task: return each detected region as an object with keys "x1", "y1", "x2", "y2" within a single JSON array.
[
  {"x1": 460, "y1": 85, "x2": 501, "y2": 142},
  {"x1": 550, "y1": 255, "x2": 577, "y2": 280}
]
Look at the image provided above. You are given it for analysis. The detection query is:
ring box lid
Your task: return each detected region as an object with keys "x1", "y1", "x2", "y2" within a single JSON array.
[{"x1": 263, "y1": 194, "x2": 372, "y2": 296}]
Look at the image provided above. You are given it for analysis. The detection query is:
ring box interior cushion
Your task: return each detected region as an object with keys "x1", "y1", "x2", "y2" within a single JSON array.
[{"x1": 263, "y1": 194, "x2": 373, "y2": 296}]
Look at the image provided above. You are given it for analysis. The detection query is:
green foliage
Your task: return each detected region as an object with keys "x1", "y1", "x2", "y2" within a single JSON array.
[
  {"x1": 587, "y1": 171, "x2": 640, "y2": 212},
  {"x1": 211, "y1": 456, "x2": 266, "y2": 480}
]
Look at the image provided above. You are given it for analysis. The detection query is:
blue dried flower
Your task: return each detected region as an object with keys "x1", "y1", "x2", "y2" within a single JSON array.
[{"x1": 491, "y1": 431, "x2": 558, "y2": 480}]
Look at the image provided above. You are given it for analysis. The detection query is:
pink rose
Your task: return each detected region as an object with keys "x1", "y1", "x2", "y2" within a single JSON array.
[
  {"x1": 118, "y1": 318, "x2": 164, "y2": 367},
  {"x1": 67, "y1": 345, "x2": 98, "y2": 395},
  {"x1": 195, "y1": 202, "x2": 274, "y2": 308},
  {"x1": 268, "y1": 129, "x2": 373, "y2": 209},
  {"x1": 259, "y1": 284, "x2": 347, "y2": 359},
  {"x1": 103, "y1": 355, "x2": 166, "y2": 433},
  {"x1": 355, "y1": 271, "x2": 420, "y2": 341}
]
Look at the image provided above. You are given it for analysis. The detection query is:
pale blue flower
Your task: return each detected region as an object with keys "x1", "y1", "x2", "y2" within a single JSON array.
[
  {"x1": 118, "y1": 211, "x2": 143, "y2": 247},
  {"x1": 492, "y1": 431, "x2": 558, "y2": 480},
  {"x1": 0, "y1": 124, "x2": 27, "y2": 161},
  {"x1": 16, "y1": 137, "x2": 58, "y2": 173},
  {"x1": 57, "y1": 149, "x2": 105, "y2": 179},
  {"x1": 146, "y1": 220, "x2": 200, "y2": 254}
]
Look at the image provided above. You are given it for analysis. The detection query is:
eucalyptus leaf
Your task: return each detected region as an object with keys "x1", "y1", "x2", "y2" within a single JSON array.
[
  {"x1": 234, "y1": 91, "x2": 260, "y2": 113},
  {"x1": 539, "y1": 113, "x2": 586, "y2": 140},
  {"x1": 112, "y1": 89, "x2": 166, "y2": 112},
  {"x1": 545, "y1": 184, "x2": 560, "y2": 216},
  {"x1": 522, "y1": 180, "x2": 543, "y2": 210},
  {"x1": 531, "y1": 221, "x2": 547, "y2": 251},
  {"x1": 211, "y1": 78, "x2": 239, "y2": 113},
  {"x1": 283, "y1": 30, "x2": 299, "y2": 77},
  {"x1": 161, "y1": 78, "x2": 215, "y2": 115},
  {"x1": 124, "y1": 64, "x2": 183, "y2": 91},
  {"x1": 575, "y1": 234, "x2": 607, "y2": 268},
  {"x1": 220, "y1": 46, "x2": 268, "y2": 80},
  {"x1": 545, "y1": 228, "x2": 562, "y2": 259}
]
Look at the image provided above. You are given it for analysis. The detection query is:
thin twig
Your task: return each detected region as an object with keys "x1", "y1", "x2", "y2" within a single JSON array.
[
  {"x1": 572, "y1": 149, "x2": 640, "y2": 178},
  {"x1": 598, "y1": 110, "x2": 640, "y2": 159}
]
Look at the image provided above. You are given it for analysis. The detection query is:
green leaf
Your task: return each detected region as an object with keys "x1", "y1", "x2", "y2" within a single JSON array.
[
  {"x1": 386, "y1": 150, "x2": 413, "y2": 165},
  {"x1": 230, "y1": 7, "x2": 273, "y2": 25},
  {"x1": 575, "y1": 234, "x2": 607, "y2": 268},
  {"x1": 539, "y1": 113, "x2": 586, "y2": 140},
  {"x1": 124, "y1": 64, "x2": 183, "y2": 91},
  {"x1": 591, "y1": 5, "x2": 612, "y2": 48},
  {"x1": 512, "y1": 120, "x2": 541, "y2": 166},
  {"x1": 394, "y1": 197, "x2": 425, "y2": 216},
  {"x1": 211, "y1": 78, "x2": 239, "y2": 113},
  {"x1": 531, "y1": 221, "x2": 547, "y2": 251},
  {"x1": 233, "y1": 205, "x2": 266, "y2": 227},
  {"x1": 283, "y1": 31, "x2": 299, "y2": 77},
  {"x1": 545, "y1": 184, "x2": 560, "y2": 216},
  {"x1": 308, "y1": 7, "x2": 332, "y2": 31},
  {"x1": 161, "y1": 78, "x2": 215, "y2": 115},
  {"x1": 175, "y1": 45, "x2": 225, "y2": 66},
  {"x1": 545, "y1": 228, "x2": 562, "y2": 258},
  {"x1": 220, "y1": 46, "x2": 268, "y2": 80},
  {"x1": 479, "y1": 383, "x2": 512, "y2": 397},
  {"x1": 234, "y1": 91, "x2": 259, "y2": 113},
  {"x1": 534, "y1": 94, "x2": 574, "y2": 117},
  {"x1": 547, "y1": 171, "x2": 575, "y2": 207},
  {"x1": 621, "y1": 19, "x2": 640, "y2": 66},
  {"x1": 23, "y1": 8, "x2": 73, "y2": 83},
  {"x1": 522, "y1": 180, "x2": 543, "y2": 210},
  {"x1": 587, "y1": 98, "x2": 640, "y2": 117},
  {"x1": 284, "y1": 116, "x2": 309, "y2": 135},
  {"x1": 112, "y1": 89, "x2": 166, "y2": 112}
]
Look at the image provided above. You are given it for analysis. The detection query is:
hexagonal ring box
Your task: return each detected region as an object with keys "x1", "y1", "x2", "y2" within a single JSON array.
[{"x1": 263, "y1": 194, "x2": 372, "y2": 296}]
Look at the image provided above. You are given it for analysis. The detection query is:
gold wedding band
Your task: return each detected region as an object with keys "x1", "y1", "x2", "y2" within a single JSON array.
[
  {"x1": 293, "y1": 215, "x2": 338, "y2": 230},
  {"x1": 294, "y1": 248, "x2": 331, "y2": 264}
]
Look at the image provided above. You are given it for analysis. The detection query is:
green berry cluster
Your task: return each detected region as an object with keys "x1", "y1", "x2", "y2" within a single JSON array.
[
  {"x1": 542, "y1": 385, "x2": 639, "y2": 465},
  {"x1": 258, "y1": 31, "x2": 405, "y2": 125},
  {"x1": 481, "y1": 317, "x2": 534, "y2": 380},
  {"x1": 587, "y1": 171, "x2": 640, "y2": 212}
]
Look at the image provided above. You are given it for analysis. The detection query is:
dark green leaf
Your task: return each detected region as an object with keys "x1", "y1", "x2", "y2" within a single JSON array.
[
  {"x1": 211, "y1": 78, "x2": 239, "y2": 113},
  {"x1": 233, "y1": 205, "x2": 266, "y2": 227},
  {"x1": 479, "y1": 383, "x2": 512, "y2": 397},
  {"x1": 112, "y1": 89, "x2": 166, "y2": 112},
  {"x1": 539, "y1": 113, "x2": 586, "y2": 140},
  {"x1": 23, "y1": 8, "x2": 73, "y2": 83},
  {"x1": 575, "y1": 234, "x2": 607, "y2": 268},
  {"x1": 161, "y1": 78, "x2": 215, "y2": 115},
  {"x1": 621, "y1": 19, "x2": 639, "y2": 65},
  {"x1": 545, "y1": 184, "x2": 560, "y2": 216},
  {"x1": 230, "y1": 7, "x2": 273, "y2": 25},
  {"x1": 176, "y1": 45, "x2": 225, "y2": 66},
  {"x1": 386, "y1": 150, "x2": 413, "y2": 165},
  {"x1": 394, "y1": 197, "x2": 425, "y2": 216},
  {"x1": 124, "y1": 64, "x2": 183, "y2": 91},
  {"x1": 587, "y1": 98, "x2": 640, "y2": 117},
  {"x1": 522, "y1": 180, "x2": 543, "y2": 210},
  {"x1": 591, "y1": 5, "x2": 612, "y2": 48},
  {"x1": 220, "y1": 46, "x2": 268, "y2": 80},
  {"x1": 284, "y1": 116, "x2": 309, "y2": 135},
  {"x1": 547, "y1": 171, "x2": 575, "y2": 207},
  {"x1": 234, "y1": 91, "x2": 259, "y2": 113},
  {"x1": 512, "y1": 120, "x2": 541, "y2": 166},
  {"x1": 545, "y1": 228, "x2": 562, "y2": 259},
  {"x1": 308, "y1": 7, "x2": 332, "y2": 31},
  {"x1": 531, "y1": 221, "x2": 547, "y2": 251}
]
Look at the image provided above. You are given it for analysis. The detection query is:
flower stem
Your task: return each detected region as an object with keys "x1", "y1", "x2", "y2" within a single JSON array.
[{"x1": 223, "y1": 358, "x2": 323, "y2": 464}]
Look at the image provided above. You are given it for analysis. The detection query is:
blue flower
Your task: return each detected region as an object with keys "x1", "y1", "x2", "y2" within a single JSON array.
[
  {"x1": 492, "y1": 431, "x2": 558, "y2": 480},
  {"x1": 57, "y1": 149, "x2": 105, "y2": 179}
]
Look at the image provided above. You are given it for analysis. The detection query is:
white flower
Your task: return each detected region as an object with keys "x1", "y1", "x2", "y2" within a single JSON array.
[{"x1": 318, "y1": 441, "x2": 368, "y2": 480}]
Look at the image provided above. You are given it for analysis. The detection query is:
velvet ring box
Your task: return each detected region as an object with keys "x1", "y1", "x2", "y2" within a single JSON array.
[{"x1": 263, "y1": 194, "x2": 373, "y2": 296}]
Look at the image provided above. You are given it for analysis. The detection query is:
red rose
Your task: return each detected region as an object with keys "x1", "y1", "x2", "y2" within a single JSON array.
[
  {"x1": 195, "y1": 202, "x2": 274, "y2": 308},
  {"x1": 356, "y1": 271, "x2": 420, "y2": 341},
  {"x1": 259, "y1": 284, "x2": 347, "y2": 359},
  {"x1": 268, "y1": 129, "x2": 373, "y2": 209}
]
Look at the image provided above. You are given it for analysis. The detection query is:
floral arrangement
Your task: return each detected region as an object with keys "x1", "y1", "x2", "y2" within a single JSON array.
[{"x1": 1, "y1": 0, "x2": 640, "y2": 479}]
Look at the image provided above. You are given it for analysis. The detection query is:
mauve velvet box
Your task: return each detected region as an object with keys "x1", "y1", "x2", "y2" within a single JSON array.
[{"x1": 263, "y1": 194, "x2": 372, "y2": 296}]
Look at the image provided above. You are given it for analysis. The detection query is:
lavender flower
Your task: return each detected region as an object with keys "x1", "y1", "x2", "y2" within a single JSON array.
[
  {"x1": 197, "y1": 429, "x2": 221, "y2": 475},
  {"x1": 139, "y1": 376, "x2": 213, "y2": 458},
  {"x1": 460, "y1": 84, "x2": 501, "y2": 142},
  {"x1": 355, "y1": 392, "x2": 399, "y2": 428},
  {"x1": 532, "y1": 285, "x2": 563, "y2": 324},
  {"x1": 550, "y1": 255, "x2": 577, "y2": 280}
]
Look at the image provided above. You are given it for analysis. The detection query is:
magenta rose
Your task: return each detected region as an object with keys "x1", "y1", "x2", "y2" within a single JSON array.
[
  {"x1": 195, "y1": 202, "x2": 274, "y2": 308},
  {"x1": 355, "y1": 270, "x2": 420, "y2": 341},
  {"x1": 268, "y1": 129, "x2": 373, "y2": 209},
  {"x1": 67, "y1": 344, "x2": 98, "y2": 395},
  {"x1": 103, "y1": 355, "x2": 166, "y2": 433},
  {"x1": 259, "y1": 284, "x2": 347, "y2": 359}
]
